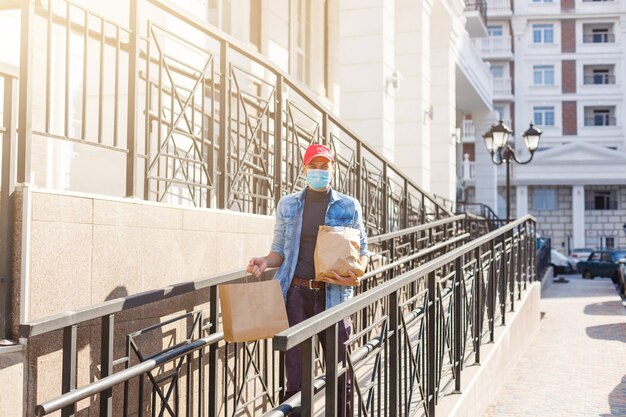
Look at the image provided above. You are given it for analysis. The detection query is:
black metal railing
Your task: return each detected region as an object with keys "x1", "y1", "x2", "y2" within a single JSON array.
[
  {"x1": 456, "y1": 201, "x2": 506, "y2": 230},
  {"x1": 269, "y1": 215, "x2": 536, "y2": 416},
  {"x1": 465, "y1": 0, "x2": 488, "y2": 25},
  {"x1": 29, "y1": 214, "x2": 480, "y2": 417},
  {"x1": 5, "y1": 0, "x2": 451, "y2": 240},
  {"x1": 434, "y1": 195, "x2": 505, "y2": 232},
  {"x1": 583, "y1": 74, "x2": 616, "y2": 85}
]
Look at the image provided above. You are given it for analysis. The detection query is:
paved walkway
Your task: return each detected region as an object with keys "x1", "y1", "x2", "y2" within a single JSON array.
[{"x1": 484, "y1": 273, "x2": 626, "y2": 417}]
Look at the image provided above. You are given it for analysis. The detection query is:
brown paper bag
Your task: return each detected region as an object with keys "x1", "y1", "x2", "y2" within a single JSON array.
[
  {"x1": 219, "y1": 278, "x2": 289, "y2": 343},
  {"x1": 314, "y1": 225, "x2": 365, "y2": 281}
]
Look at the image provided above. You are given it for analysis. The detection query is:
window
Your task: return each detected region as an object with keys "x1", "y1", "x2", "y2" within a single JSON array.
[
  {"x1": 594, "y1": 109, "x2": 611, "y2": 126},
  {"x1": 533, "y1": 24, "x2": 554, "y2": 44},
  {"x1": 592, "y1": 68, "x2": 610, "y2": 84},
  {"x1": 533, "y1": 106, "x2": 555, "y2": 126},
  {"x1": 533, "y1": 65, "x2": 555, "y2": 85},
  {"x1": 592, "y1": 28, "x2": 609, "y2": 43},
  {"x1": 584, "y1": 106, "x2": 616, "y2": 126},
  {"x1": 601, "y1": 237, "x2": 615, "y2": 250},
  {"x1": 292, "y1": 0, "x2": 311, "y2": 84},
  {"x1": 532, "y1": 189, "x2": 557, "y2": 210},
  {"x1": 488, "y1": 25, "x2": 503, "y2": 37},
  {"x1": 590, "y1": 252, "x2": 601, "y2": 261},
  {"x1": 583, "y1": 24, "x2": 614, "y2": 43},
  {"x1": 490, "y1": 65, "x2": 504, "y2": 78},
  {"x1": 585, "y1": 190, "x2": 618, "y2": 209},
  {"x1": 494, "y1": 106, "x2": 505, "y2": 120}
]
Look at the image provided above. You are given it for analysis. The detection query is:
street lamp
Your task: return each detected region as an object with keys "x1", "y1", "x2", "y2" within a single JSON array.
[{"x1": 483, "y1": 120, "x2": 543, "y2": 222}]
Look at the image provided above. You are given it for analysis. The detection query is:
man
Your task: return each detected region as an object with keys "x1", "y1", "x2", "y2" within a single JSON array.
[{"x1": 246, "y1": 143, "x2": 369, "y2": 413}]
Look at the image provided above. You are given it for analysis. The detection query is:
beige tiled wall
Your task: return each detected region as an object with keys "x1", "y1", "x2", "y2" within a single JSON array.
[
  {"x1": 13, "y1": 188, "x2": 276, "y2": 416},
  {"x1": 22, "y1": 189, "x2": 274, "y2": 323}
]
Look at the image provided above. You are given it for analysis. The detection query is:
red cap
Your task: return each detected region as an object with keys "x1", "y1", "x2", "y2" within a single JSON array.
[{"x1": 303, "y1": 144, "x2": 334, "y2": 165}]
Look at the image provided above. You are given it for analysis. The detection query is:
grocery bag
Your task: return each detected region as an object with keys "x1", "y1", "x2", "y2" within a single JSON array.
[
  {"x1": 219, "y1": 276, "x2": 289, "y2": 342},
  {"x1": 314, "y1": 226, "x2": 365, "y2": 282}
]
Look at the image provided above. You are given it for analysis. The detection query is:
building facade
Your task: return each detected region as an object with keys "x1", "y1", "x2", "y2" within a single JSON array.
[{"x1": 464, "y1": 0, "x2": 626, "y2": 253}]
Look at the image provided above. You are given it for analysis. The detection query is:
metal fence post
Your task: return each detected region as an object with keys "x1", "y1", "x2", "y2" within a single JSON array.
[
  {"x1": 488, "y1": 240, "x2": 496, "y2": 342},
  {"x1": 509, "y1": 231, "x2": 516, "y2": 312},
  {"x1": 453, "y1": 256, "x2": 463, "y2": 393},
  {"x1": 474, "y1": 247, "x2": 482, "y2": 364},
  {"x1": 0, "y1": 74, "x2": 17, "y2": 339},
  {"x1": 208, "y1": 286, "x2": 219, "y2": 417},
  {"x1": 61, "y1": 325, "x2": 78, "y2": 417},
  {"x1": 218, "y1": 41, "x2": 229, "y2": 209},
  {"x1": 17, "y1": 0, "x2": 34, "y2": 186},
  {"x1": 382, "y1": 162, "x2": 389, "y2": 233},
  {"x1": 100, "y1": 315, "x2": 114, "y2": 417},
  {"x1": 126, "y1": 0, "x2": 139, "y2": 197},
  {"x1": 301, "y1": 337, "x2": 315, "y2": 417},
  {"x1": 273, "y1": 76, "x2": 283, "y2": 207},
  {"x1": 426, "y1": 272, "x2": 437, "y2": 416},
  {"x1": 389, "y1": 290, "x2": 399, "y2": 416},
  {"x1": 324, "y1": 324, "x2": 338, "y2": 417}
]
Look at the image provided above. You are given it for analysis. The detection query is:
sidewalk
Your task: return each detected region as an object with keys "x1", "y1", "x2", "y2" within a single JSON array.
[{"x1": 484, "y1": 273, "x2": 626, "y2": 417}]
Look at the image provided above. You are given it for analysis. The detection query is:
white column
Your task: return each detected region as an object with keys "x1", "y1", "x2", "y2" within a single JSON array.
[
  {"x1": 572, "y1": 185, "x2": 585, "y2": 248},
  {"x1": 394, "y1": 0, "x2": 433, "y2": 188},
  {"x1": 339, "y1": 0, "x2": 395, "y2": 160},
  {"x1": 473, "y1": 111, "x2": 499, "y2": 210},
  {"x1": 516, "y1": 185, "x2": 528, "y2": 217},
  {"x1": 429, "y1": 3, "x2": 463, "y2": 200}
]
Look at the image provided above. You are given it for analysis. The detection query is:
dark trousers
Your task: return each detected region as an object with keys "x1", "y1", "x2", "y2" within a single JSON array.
[{"x1": 284, "y1": 284, "x2": 352, "y2": 416}]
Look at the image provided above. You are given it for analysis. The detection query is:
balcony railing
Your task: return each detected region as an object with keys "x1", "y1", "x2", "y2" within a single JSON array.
[
  {"x1": 465, "y1": 0, "x2": 488, "y2": 24},
  {"x1": 583, "y1": 74, "x2": 616, "y2": 85},
  {"x1": 462, "y1": 119, "x2": 476, "y2": 139},
  {"x1": 584, "y1": 116, "x2": 617, "y2": 126},
  {"x1": 583, "y1": 33, "x2": 616, "y2": 43},
  {"x1": 493, "y1": 77, "x2": 512, "y2": 96},
  {"x1": 487, "y1": 0, "x2": 512, "y2": 13},
  {"x1": 462, "y1": 158, "x2": 512, "y2": 180},
  {"x1": 473, "y1": 36, "x2": 512, "y2": 57}
]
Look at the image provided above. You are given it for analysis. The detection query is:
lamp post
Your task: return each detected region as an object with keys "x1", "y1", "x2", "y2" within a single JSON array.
[{"x1": 483, "y1": 120, "x2": 543, "y2": 222}]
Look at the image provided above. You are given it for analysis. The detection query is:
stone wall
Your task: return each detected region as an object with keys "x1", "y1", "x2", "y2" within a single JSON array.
[
  {"x1": 584, "y1": 185, "x2": 626, "y2": 249},
  {"x1": 9, "y1": 187, "x2": 276, "y2": 417},
  {"x1": 529, "y1": 185, "x2": 572, "y2": 252}
]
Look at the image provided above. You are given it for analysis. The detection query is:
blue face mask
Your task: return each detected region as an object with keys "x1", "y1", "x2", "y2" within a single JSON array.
[{"x1": 306, "y1": 169, "x2": 331, "y2": 191}]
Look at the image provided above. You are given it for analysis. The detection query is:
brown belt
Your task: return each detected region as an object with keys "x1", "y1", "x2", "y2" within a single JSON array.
[{"x1": 291, "y1": 277, "x2": 325, "y2": 290}]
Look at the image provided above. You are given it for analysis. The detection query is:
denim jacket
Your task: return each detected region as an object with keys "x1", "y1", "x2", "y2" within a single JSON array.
[{"x1": 271, "y1": 187, "x2": 370, "y2": 309}]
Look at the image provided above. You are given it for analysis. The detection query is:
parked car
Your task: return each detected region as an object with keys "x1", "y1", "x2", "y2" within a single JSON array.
[
  {"x1": 576, "y1": 250, "x2": 626, "y2": 283},
  {"x1": 568, "y1": 247, "x2": 595, "y2": 266},
  {"x1": 617, "y1": 261, "x2": 626, "y2": 297},
  {"x1": 551, "y1": 249, "x2": 574, "y2": 274}
]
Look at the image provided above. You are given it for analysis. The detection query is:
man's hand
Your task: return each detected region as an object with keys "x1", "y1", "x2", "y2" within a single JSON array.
[
  {"x1": 247, "y1": 257, "x2": 268, "y2": 278},
  {"x1": 320, "y1": 270, "x2": 361, "y2": 287}
]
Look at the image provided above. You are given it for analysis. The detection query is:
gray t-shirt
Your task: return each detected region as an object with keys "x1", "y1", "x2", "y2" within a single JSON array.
[{"x1": 293, "y1": 187, "x2": 331, "y2": 279}]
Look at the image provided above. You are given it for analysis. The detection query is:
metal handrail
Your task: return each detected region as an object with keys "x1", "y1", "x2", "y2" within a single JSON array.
[
  {"x1": 268, "y1": 215, "x2": 536, "y2": 416},
  {"x1": 21, "y1": 214, "x2": 470, "y2": 338},
  {"x1": 273, "y1": 215, "x2": 534, "y2": 350},
  {"x1": 31, "y1": 218, "x2": 477, "y2": 416}
]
